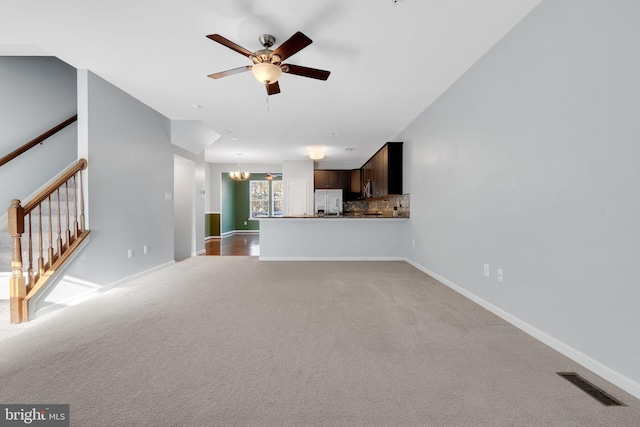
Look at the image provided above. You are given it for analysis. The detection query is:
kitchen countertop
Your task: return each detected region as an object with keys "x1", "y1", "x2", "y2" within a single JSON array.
[{"x1": 259, "y1": 214, "x2": 409, "y2": 219}]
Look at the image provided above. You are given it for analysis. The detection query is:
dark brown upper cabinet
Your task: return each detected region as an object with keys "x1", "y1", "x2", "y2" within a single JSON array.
[
  {"x1": 314, "y1": 142, "x2": 402, "y2": 200},
  {"x1": 361, "y1": 142, "x2": 402, "y2": 198},
  {"x1": 314, "y1": 170, "x2": 348, "y2": 190}
]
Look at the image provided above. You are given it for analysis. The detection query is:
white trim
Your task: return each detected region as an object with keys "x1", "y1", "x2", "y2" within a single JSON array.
[
  {"x1": 404, "y1": 258, "x2": 640, "y2": 401},
  {"x1": 205, "y1": 236, "x2": 221, "y2": 241},
  {"x1": 259, "y1": 256, "x2": 406, "y2": 262},
  {"x1": 192, "y1": 249, "x2": 205, "y2": 256},
  {"x1": 221, "y1": 230, "x2": 259, "y2": 237},
  {"x1": 32, "y1": 260, "x2": 175, "y2": 319}
]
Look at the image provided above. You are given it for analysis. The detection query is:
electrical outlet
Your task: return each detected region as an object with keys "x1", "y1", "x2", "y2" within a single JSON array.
[
  {"x1": 165, "y1": 193, "x2": 172, "y2": 200},
  {"x1": 143, "y1": 245, "x2": 149, "y2": 254},
  {"x1": 128, "y1": 249, "x2": 134, "y2": 259},
  {"x1": 412, "y1": 239, "x2": 415, "y2": 247},
  {"x1": 484, "y1": 264, "x2": 490, "y2": 277},
  {"x1": 497, "y1": 268, "x2": 503, "y2": 282},
  {"x1": 244, "y1": 221, "x2": 248, "y2": 226}
]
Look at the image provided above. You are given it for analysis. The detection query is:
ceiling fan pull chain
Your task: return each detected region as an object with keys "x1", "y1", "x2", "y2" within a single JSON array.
[{"x1": 266, "y1": 96, "x2": 270, "y2": 112}]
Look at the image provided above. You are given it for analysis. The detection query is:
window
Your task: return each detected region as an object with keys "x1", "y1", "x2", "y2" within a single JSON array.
[
  {"x1": 272, "y1": 181, "x2": 283, "y2": 217},
  {"x1": 250, "y1": 180, "x2": 270, "y2": 218},
  {"x1": 249, "y1": 179, "x2": 283, "y2": 218}
]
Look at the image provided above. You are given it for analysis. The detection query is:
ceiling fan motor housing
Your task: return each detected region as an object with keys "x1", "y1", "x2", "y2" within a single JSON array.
[
  {"x1": 251, "y1": 49, "x2": 281, "y2": 66},
  {"x1": 258, "y1": 34, "x2": 276, "y2": 48}
]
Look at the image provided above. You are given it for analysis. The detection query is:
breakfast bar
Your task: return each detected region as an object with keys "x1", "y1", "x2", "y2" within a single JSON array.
[{"x1": 258, "y1": 216, "x2": 408, "y2": 260}]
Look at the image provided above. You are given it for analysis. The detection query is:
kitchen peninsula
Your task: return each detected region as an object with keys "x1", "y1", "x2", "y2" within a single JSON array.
[
  {"x1": 258, "y1": 214, "x2": 408, "y2": 260},
  {"x1": 260, "y1": 191, "x2": 410, "y2": 260}
]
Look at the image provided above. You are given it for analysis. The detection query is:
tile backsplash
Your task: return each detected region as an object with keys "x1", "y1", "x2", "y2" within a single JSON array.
[{"x1": 343, "y1": 194, "x2": 410, "y2": 217}]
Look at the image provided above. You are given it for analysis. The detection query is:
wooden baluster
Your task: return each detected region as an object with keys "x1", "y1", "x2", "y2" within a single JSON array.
[
  {"x1": 8, "y1": 199, "x2": 27, "y2": 323},
  {"x1": 27, "y1": 212, "x2": 34, "y2": 290},
  {"x1": 37, "y1": 204, "x2": 44, "y2": 282},
  {"x1": 65, "y1": 180, "x2": 71, "y2": 249},
  {"x1": 56, "y1": 188, "x2": 63, "y2": 256},
  {"x1": 72, "y1": 174, "x2": 79, "y2": 239},
  {"x1": 48, "y1": 195, "x2": 54, "y2": 265},
  {"x1": 79, "y1": 169, "x2": 85, "y2": 232}
]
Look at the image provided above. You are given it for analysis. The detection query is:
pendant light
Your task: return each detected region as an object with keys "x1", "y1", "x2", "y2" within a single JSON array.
[{"x1": 229, "y1": 154, "x2": 250, "y2": 181}]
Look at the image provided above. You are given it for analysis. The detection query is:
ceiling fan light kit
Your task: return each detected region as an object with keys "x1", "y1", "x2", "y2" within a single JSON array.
[
  {"x1": 252, "y1": 62, "x2": 282, "y2": 84},
  {"x1": 206, "y1": 31, "x2": 331, "y2": 95}
]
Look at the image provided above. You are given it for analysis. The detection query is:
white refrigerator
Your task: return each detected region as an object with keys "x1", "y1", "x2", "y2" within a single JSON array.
[{"x1": 315, "y1": 189, "x2": 343, "y2": 215}]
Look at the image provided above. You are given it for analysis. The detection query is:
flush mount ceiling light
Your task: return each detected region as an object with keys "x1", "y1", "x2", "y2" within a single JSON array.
[
  {"x1": 229, "y1": 154, "x2": 250, "y2": 181},
  {"x1": 309, "y1": 147, "x2": 325, "y2": 160}
]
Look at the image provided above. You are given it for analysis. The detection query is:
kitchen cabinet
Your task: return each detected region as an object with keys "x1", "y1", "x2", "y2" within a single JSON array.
[
  {"x1": 314, "y1": 141, "x2": 402, "y2": 200},
  {"x1": 314, "y1": 170, "x2": 348, "y2": 190},
  {"x1": 362, "y1": 142, "x2": 402, "y2": 198},
  {"x1": 350, "y1": 169, "x2": 361, "y2": 194}
]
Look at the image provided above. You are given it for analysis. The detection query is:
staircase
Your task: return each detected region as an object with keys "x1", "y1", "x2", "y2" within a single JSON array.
[
  {"x1": 4, "y1": 159, "x2": 90, "y2": 323},
  {"x1": 1, "y1": 115, "x2": 88, "y2": 324}
]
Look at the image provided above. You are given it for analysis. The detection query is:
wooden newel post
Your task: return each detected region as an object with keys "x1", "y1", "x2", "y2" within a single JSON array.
[{"x1": 8, "y1": 199, "x2": 27, "y2": 323}]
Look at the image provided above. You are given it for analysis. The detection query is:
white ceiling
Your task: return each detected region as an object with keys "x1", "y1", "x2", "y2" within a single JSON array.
[{"x1": 0, "y1": 0, "x2": 542, "y2": 169}]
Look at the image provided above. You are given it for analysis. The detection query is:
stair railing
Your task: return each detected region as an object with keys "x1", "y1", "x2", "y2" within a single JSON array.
[
  {"x1": 8, "y1": 158, "x2": 90, "y2": 323},
  {"x1": 0, "y1": 115, "x2": 78, "y2": 168}
]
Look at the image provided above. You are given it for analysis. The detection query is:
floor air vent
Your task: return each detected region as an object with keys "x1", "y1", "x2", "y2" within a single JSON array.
[{"x1": 557, "y1": 372, "x2": 625, "y2": 406}]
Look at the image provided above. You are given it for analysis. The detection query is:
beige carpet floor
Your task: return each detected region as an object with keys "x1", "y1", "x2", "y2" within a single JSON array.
[{"x1": 1, "y1": 257, "x2": 639, "y2": 426}]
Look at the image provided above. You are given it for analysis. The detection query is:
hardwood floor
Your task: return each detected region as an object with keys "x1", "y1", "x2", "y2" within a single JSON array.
[{"x1": 204, "y1": 233, "x2": 260, "y2": 256}]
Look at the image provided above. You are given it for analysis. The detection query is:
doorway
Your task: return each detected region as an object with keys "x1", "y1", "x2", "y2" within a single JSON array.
[{"x1": 173, "y1": 155, "x2": 196, "y2": 261}]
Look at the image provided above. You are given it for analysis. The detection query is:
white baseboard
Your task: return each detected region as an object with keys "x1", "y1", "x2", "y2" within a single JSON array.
[
  {"x1": 403, "y1": 257, "x2": 640, "y2": 401},
  {"x1": 193, "y1": 249, "x2": 205, "y2": 256},
  {"x1": 259, "y1": 256, "x2": 406, "y2": 262},
  {"x1": 221, "y1": 230, "x2": 259, "y2": 237}
]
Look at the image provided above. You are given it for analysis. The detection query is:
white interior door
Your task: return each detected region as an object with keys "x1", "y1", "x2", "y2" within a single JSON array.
[{"x1": 286, "y1": 178, "x2": 309, "y2": 216}]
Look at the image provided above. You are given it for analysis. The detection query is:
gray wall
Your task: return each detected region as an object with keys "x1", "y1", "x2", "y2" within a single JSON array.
[
  {"x1": 401, "y1": 0, "x2": 640, "y2": 392},
  {"x1": 66, "y1": 70, "x2": 174, "y2": 284},
  {"x1": 0, "y1": 57, "x2": 77, "y2": 214}
]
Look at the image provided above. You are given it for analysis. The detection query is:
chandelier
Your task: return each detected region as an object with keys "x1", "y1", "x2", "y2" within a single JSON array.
[{"x1": 229, "y1": 154, "x2": 250, "y2": 181}]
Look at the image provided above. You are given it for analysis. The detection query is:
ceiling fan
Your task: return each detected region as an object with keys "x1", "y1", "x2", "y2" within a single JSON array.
[
  {"x1": 265, "y1": 172, "x2": 282, "y2": 180},
  {"x1": 206, "y1": 31, "x2": 331, "y2": 95}
]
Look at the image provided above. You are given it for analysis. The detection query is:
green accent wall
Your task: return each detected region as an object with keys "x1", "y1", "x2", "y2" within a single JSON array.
[
  {"x1": 233, "y1": 175, "x2": 258, "y2": 231},
  {"x1": 220, "y1": 173, "x2": 282, "y2": 233},
  {"x1": 221, "y1": 173, "x2": 235, "y2": 234}
]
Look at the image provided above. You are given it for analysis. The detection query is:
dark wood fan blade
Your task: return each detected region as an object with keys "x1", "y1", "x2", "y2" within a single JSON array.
[
  {"x1": 207, "y1": 66, "x2": 252, "y2": 79},
  {"x1": 272, "y1": 31, "x2": 312, "y2": 61},
  {"x1": 266, "y1": 81, "x2": 281, "y2": 95},
  {"x1": 283, "y1": 64, "x2": 331, "y2": 80},
  {"x1": 206, "y1": 34, "x2": 253, "y2": 57}
]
